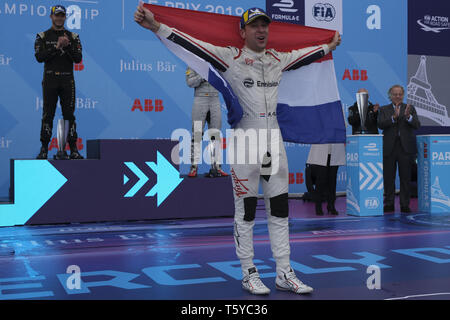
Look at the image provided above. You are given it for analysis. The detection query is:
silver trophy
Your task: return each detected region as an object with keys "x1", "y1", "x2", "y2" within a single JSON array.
[
  {"x1": 206, "y1": 137, "x2": 220, "y2": 178},
  {"x1": 356, "y1": 92, "x2": 369, "y2": 134},
  {"x1": 54, "y1": 119, "x2": 70, "y2": 160}
]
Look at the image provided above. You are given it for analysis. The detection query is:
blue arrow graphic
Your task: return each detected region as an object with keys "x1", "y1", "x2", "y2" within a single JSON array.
[
  {"x1": 123, "y1": 162, "x2": 149, "y2": 197},
  {"x1": 146, "y1": 152, "x2": 183, "y2": 207},
  {"x1": 0, "y1": 160, "x2": 67, "y2": 226}
]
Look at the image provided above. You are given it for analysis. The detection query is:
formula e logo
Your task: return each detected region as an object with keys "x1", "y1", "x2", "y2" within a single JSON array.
[
  {"x1": 272, "y1": 0, "x2": 298, "y2": 13},
  {"x1": 364, "y1": 197, "x2": 380, "y2": 210},
  {"x1": 312, "y1": 3, "x2": 336, "y2": 22},
  {"x1": 364, "y1": 143, "x2": 379, "y2": 152},
  {"x1": 243, "y1": 78, "x2": 254, "y2": 88}
]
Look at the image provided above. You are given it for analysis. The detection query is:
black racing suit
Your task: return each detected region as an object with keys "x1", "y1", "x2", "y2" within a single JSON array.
[{"x1": 34, "y1": 28, "x2": 82, "y2": 150}]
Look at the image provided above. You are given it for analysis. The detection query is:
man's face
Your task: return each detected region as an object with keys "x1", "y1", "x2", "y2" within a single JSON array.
[
  {"x1": 390, "y1": 87, "x2": 404, "y2": 105},
  {"x1": 240, "y1": 18, "x2": 270, "y2": 52},
  {"x1": 51, "y1": 13, "x2": 66, "y2": 28}
]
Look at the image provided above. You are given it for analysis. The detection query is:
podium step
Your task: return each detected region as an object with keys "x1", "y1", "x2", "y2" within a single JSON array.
[{"x1": 0, "y1": 139, "x2": 234, "y2": 227}]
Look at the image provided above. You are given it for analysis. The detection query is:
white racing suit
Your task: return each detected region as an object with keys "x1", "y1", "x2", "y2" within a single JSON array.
[
  {"x1": 185, "y1": 67, "x2": 222, "y2": 168},
  {"x1": 157, "y1": 24, "x2": 330, "y2": 276}
]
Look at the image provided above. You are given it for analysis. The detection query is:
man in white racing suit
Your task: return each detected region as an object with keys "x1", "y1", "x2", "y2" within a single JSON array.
[
  {"x1": 135, "y1": 5, "x2": 341, "y2": 295},
  {"x1": 186, "y1": 67, "x2": 228, "y2": 178}
]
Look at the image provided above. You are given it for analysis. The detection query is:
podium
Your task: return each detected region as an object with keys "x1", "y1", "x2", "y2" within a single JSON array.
[
  {"x1": 0, "y1": 139, "x2": 234, "y2": 226},
  {"x1": 346, "y1": 135, "x2": 384, "y2": 216},
  {"x1": 417, "y1": 135, "x2": 450, "y2": 213}
]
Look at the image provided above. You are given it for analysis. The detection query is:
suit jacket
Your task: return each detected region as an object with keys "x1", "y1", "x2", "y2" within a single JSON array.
[
  {"x1": 377, "y1": 103, "x2": 421, "y2": 156},
  {"x1": 348, "y1": 102, "x2": 379, "y2": 135}
]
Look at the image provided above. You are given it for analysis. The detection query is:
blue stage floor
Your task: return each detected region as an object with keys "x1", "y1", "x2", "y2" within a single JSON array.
[{"x1": 0, "y1": 198, "x2": 449, "y2": 300}]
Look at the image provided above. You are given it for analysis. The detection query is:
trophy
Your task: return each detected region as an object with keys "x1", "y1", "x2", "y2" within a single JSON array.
[
  {"x1": 356, "y1": 91, "x2": 369, "y2": 134},
  {"x1": 206, "y1": 137, "x2": 220, "y2": 178},
  {"x1": 54, "y1": 119, "x2": 70, "y2": 160}
]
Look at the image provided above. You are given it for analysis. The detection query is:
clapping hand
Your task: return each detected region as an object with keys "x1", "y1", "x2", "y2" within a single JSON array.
[
  {"x1": 373, "y1": 103, "x2": 379, "y2": 113},
  {"x1": 405, "y1": 104, "x2": 411, "y2": 118}
]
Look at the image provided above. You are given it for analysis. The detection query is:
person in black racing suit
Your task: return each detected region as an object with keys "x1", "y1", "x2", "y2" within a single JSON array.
[{"x1": 34, "y1": 5, "x2": 84, "y2": 159}]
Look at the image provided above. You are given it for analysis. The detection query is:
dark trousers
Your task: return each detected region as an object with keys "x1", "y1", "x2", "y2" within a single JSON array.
[
  {"x1": 311, "y1": 155, "x2": 339, "y2": 206},
  {"x1": 383, "y1": 137, "x2": 412, "y2": 208},
  {"x1": 40, "y1": 75, "x2": 78, "y2": 148}
]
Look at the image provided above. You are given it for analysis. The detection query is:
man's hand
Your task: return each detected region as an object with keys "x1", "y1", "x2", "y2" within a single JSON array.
[
  {"x1": 134, "y1": 3, "x2": 160, "y2": 32},
  {"x1": 56, "y1": 36, "x2": 69, "y2": 49},
  {"x1": 405, "y1": 104, "x2": 411, "y2": 118},
  {"x1": 394, "y1": 104, "x2": 400, "y2": 120},
  {"x1": 373, "y1": 103, "x2": 379, "y2": 113},
  {"x1": 328, "y1": 31, "x2": 341, "y2": 51}
]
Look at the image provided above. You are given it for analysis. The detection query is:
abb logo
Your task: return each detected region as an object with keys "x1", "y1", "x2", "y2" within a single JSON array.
[
  {"x1": 132, "y1": 99, "x2": 164, "y2": 112},
  {"x1": 342, "y1": 69, "x2": 368, "y2": 81},
  {"x1": 289, "y1": 172, "x2": 304, "y2": 185},
  {"x1": 74, "y1": 60, "x2": 84, "y2": 71},
  {"x1": 48, "y1": 138, "x2": 84, "y2": 151},
  {"x1": 424, "y1": 142, "x2": 428, "y2": 159}
]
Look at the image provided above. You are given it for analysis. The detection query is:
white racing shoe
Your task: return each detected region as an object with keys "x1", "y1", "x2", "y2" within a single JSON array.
[
  {"x1": 276, "y1": 268, "x2": 314, "y2": 294},
  {"x1": 242, "y1": 267, "x2": 271, "y2": 295}
]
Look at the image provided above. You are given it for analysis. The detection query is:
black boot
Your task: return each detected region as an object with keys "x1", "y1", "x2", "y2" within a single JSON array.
[
  {"x1": 70, "y1": 149, "x2": 84, "y2": 160},
  {"x1": 36, "y1": 146, "x2": 48, "y2": 159},
  {"x1": 327, "y1": 202, "x2": 339, "y2": 215},
  {"x1": 54, "y1": 150, "x2": 70, "y2": 160},
  {"x1": 315, "y1": 202, "x2": 324, "y2": 216},
  {"x1": 69, "y1": 143, "x2": 84, "y2": 160}
]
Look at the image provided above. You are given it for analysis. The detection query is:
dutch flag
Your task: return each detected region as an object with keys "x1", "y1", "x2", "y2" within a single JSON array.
[{"x1": 146, "y1": 4, "x2": 346, "y2": 144}]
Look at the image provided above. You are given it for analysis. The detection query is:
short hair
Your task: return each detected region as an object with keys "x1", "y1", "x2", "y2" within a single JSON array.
[{"x1": 388, "y1": 85, "x2": 405, "y2": 100}]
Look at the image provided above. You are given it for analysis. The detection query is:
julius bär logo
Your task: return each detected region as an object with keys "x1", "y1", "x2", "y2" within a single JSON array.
[
  {"x1": 131, "y1": 99, "x2": 164, "y2": 112},
  {"x1": 312, "y1": 3, "x2": 336, "y2": 22},
  {"x1": 0, "y1": 54, "x2": 12, "y2": 66}
]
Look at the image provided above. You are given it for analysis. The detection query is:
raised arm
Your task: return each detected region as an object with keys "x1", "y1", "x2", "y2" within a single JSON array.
[
  {"x1": 280, "y1": 31, "x2": 341, "y2": 72},
  {"x1": 134, "y1": 4, "x2": 234, "y2": 72}
]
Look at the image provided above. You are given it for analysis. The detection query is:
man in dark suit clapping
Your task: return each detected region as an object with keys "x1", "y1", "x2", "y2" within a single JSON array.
[{"x1": 377, "y1": 85, "x2": 420, "y2": 213}]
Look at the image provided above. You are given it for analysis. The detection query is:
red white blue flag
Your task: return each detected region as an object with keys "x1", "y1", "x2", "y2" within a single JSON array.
[{"x1": 145, "y1": 4, "x2": 346, "y2": 144}]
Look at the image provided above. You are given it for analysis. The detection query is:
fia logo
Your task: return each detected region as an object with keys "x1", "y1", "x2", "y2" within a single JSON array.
[
  {"x1": 364, "y1": 197, "x2": 380, "y2": 209},
  {"x1": 312, "y1": 3, "x2": 336, "y2": 22}
]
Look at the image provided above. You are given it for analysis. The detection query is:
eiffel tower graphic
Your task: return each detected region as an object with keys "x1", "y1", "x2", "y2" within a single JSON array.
[
  {"x1": 407, "y1": 56, "x2": 449, "y2": 126},
  {"x1": 431, "y1": 176, "x2": 450, "y2": 208}
]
